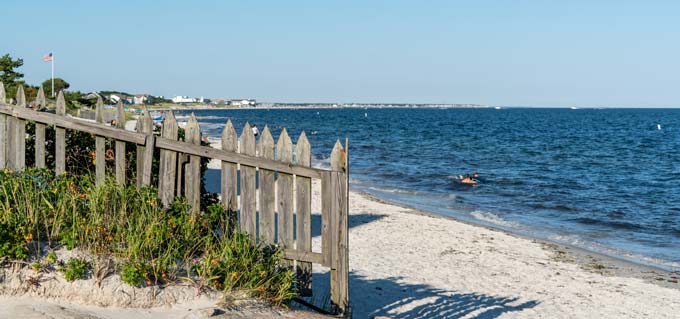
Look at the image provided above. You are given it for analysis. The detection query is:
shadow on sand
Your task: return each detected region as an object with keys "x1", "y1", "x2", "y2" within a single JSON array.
[
  {"x1": 309, "y1": 272, "x2": 539, "y2": 319},
  {"x1": 310, "y1": 213, "x2": 386, "y2": 237}
]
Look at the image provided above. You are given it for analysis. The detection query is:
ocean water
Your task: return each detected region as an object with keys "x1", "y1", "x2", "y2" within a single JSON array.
[{"x1": 174, "y1": 108, "x2": 680, "y2": 271}]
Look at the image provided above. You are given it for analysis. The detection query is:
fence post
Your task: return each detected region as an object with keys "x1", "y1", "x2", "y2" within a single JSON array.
[
  {"x1": 330, "y1": 140, "x2": 349, "y2": 315},
  {"x1": 184, "y1": 113, "x2": 201, "y2": 214},
  {"x1": 0, "y1": 82, "x2": 6, "y2": 169},
  {"x1": 94, "y1": 96, "x2": 105, "y2": 185},
  {"x1": 55, "y1": 91, "x2": 66, "y2": 175},
  {"x1": 258, "y1": 126, "x2": 276, "y2": 243},
  {"x1": 115, "y1": 101, "x2": 126, "y2": 185},
  {"x1": 34, "y1": 86, "x2": 46, "y2": 168},
  {"x1": 276, "y1": 128, "x2": 294, "y2": 250},
  {"x1": 220, "y1": 119, "x2": 238, "y2": 213},
  {"x1": 13, "y1": 85, "x2": 26, "y2": 171},
  {"x1": 239, "y1": 122, "x2": 257, "y2": 239},
  {"x1": 136, "y1": 108, "x2": 153, "y2": 188},
  {"x1": 295, "y1": 131, "x2": 313, "y2": 296},
  {"x1": 158, "y1": 111, "x2": 178, "y2": 207}
]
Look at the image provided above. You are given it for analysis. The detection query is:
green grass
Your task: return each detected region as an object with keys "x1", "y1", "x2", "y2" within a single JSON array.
[{"x1": 0, "y1": 168, "x2": 296, "y2": 306}]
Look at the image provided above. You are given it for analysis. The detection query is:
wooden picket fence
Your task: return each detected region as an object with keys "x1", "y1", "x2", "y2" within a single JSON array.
[{"x1": 0, "y1": 84, "x2": 350, "y2": 315}]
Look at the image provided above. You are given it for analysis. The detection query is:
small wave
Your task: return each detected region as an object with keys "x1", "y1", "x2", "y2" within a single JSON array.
[
  {"x1": 569, "y1": 217, "x2": 643, "y2": 231},
  {"x1": 367, "y1": 186, "x2": 420, "y2": 196},
  {"x1": 470, "y1": 211, "x2": 520, "y2": 228},
  {"x1": 176, "y1": 115, "x2": 226, "y2": 121},
  {"x1": 548, "y1": 234, "x2": 680, "y2": 271}
]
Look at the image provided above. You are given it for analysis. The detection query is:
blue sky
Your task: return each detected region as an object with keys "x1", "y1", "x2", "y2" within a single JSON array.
[{"x1": 2, "y1": 1, "x2": 679, "y2": 106}]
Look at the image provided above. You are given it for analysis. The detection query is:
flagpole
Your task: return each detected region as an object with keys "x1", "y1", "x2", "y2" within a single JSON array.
[{"x1": 51, "y1": 54, "x2": 54, "y2": 97}]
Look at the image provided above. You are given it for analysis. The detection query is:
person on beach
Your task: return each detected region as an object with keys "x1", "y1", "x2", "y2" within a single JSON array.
[{"x1": 252, "y1": 124, "x2": 260, "y2": 137}]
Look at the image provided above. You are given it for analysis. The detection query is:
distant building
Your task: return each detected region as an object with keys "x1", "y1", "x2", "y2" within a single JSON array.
[
  {"x1": 108, "y1": 94, "x2": 124, "y2": 103},
  {"x1": 83, "y1": 92, "x2": 103, "y2": 100},
  {"x1": 133, "y1": 94, "x2": 154, "y2": 105},
  {"x1": 211, "y1": 99, "x2": 227, "y2": 105},
  {"x1": 171, "y1": 96, "x2": 196, "y2": 103},
  {"x1": 229, "y1": 99, "x2": 257, "y2": 107}
]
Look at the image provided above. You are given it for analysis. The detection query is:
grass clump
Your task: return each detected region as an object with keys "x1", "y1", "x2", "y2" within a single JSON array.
[{"x1": 0, "y1": 169, "x2": 296, "y2": 306}]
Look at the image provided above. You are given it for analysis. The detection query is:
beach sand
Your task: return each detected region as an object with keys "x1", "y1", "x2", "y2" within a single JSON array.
[{"x1": 323, "y1": 188, "x2": 680, "y2": 318}]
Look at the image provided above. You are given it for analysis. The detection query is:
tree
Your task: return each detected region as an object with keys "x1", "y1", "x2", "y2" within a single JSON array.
[
  {"x1": 0, "y1": 54, "x2": 24, "y2": 85},
  {"x1": 42, "y1": 78, "x2": 70, "y2": 97}
]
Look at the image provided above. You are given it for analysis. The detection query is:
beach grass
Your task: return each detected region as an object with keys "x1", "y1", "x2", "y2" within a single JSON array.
[{"x1": 0, "y1": 168, "x2": 296, "y2": 306}]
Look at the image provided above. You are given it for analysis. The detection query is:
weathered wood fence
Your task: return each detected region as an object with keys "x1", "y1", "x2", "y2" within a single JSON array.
[{"x1": 0, "y1": 84, "x2": 350, "y2": 315}]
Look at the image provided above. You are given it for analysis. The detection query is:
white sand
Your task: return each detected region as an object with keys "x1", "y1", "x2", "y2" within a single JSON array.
[{"x1": 327, "y1": 189, "x2": 680, "y2": 318}]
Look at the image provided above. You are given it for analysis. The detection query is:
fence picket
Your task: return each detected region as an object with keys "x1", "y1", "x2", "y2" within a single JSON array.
[
  {"x1": 115, "y1": 101, "x2": 126, "y2": 184},
  {"x1": 295, "y1": 131, "x2": 313, "y2": 295},
  {"x1": 330, "y1": 140, "x2": 349, "y2": 313},
  {"x1": 220, "y1": 120, "x2": 238, "y2": 212},
  {"x1": 258, "y1": 126, "x2": 276, "y2": 243},
  {"x1": 136, "y1": 108, "x2": 153, "y2": 187},
  {"x1": 239, "y1": 122, "x2": 257, "y2": 239},
  {"x1": 13, "y1": 85, "x2": 26, "y2": 171},
  {"x1": 34, "y1": 86, "x2": 47, "y2": 168},
  {"x1": 0, "y1": 82, "x2": 7, "y2": 169},
  {"x1": 16, "y1": 85, "x2": 26, "y2": 107},
  {"x1": 35, "y1": 86, "x2": 46, "y2": 107},
  {"x1": 158, "y1": 111, "x2": 178, "y2": 207},
  {"x1": 277, "y1": 128, "x2": 294, "y2": 248},
  {"x1": 55, "y1": 91, "x2": 66, "y2": 174},
  {"x1": 184, "y1": 113, "x2": 201, "y2": 213},
  {"x1": 94, "y1": 97, "x2": 106, "y2": 184}
]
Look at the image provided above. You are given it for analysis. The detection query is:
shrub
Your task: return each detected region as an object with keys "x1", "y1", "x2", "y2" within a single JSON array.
[
  {"x1": 60, "y1": 257, "x2": 89, "y2": 281},
  {"x1": 121, "y1": 261, "x2": 150, "y2": 286},
  {"x1": 45, "y1": 251, "x2": 57, "y2": 264},
  {"x1": 0, "y1": 221, "x2": 28, "y2": 259}
]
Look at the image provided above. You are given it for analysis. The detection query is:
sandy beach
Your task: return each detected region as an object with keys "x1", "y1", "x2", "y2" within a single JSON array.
[{"x1": 324, "y1": 187, "x2": 680, "y2": 318}]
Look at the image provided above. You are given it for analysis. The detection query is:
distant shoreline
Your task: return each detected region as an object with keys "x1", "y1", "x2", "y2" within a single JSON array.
[{"x1": 144, "y1": 103, "x2": 488, "y2": 111}]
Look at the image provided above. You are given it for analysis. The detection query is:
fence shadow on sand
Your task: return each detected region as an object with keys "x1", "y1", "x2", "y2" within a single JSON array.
[{"x1": 310, "y1": 272, "x2": 539, "y2": 319}]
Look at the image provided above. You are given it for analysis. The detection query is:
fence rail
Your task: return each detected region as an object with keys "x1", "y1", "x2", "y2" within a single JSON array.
[{"x1": 0, "y1": 83, "x2": 350, "y2": 315}]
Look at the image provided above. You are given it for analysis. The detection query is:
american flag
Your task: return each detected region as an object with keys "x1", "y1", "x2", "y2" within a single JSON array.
[{"x1": 42, "y1": 53, "x2": 53, "y2": 62}]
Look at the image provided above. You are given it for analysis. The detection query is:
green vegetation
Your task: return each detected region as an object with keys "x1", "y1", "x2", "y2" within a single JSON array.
[
  {"x1": 60, "y1": 257, "x2": 89, "y2": 281},
  {"x1": 42, "y1": 78, "x2": 70, "y2": 97},
  {"x1": 0, "y1": 169, "x2": 296, "y2": 306},
  {"x1": 121, "y1": 261, "x2": 150, "y2": 286}
]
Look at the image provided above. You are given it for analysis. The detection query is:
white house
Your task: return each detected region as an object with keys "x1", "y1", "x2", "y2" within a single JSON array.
[
  {"x1": 171, "y1": 96, "x2": 196, "y2": 103},
  {"x1": 108, "y1": 94, "x2": 123, "y2": 103},
  {"x1": 229, "y1": 99, "x2": 257, "y2": 107},
  {"x1": 133, "y1": 94, "x2": 154, "y2": 105}
]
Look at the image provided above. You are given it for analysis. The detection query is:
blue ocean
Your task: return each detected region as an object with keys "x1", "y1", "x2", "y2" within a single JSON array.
[{"x1": 174, "y1": 108, "x2": 680, "y2": 271}]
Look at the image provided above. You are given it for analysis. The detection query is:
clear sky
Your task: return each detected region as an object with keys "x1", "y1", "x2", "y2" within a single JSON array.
[{"x1": 2, "y1": 1, "x2": 679, "y2": 107}]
